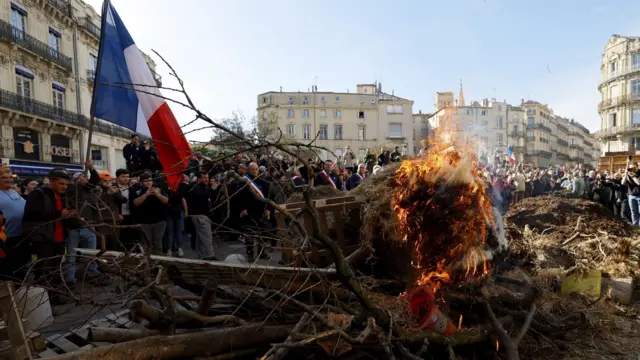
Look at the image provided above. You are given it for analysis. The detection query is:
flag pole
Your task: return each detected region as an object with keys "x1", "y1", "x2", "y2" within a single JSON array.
[{"x1": 85, "y1": 0, "x2": 111, "y2": 167}]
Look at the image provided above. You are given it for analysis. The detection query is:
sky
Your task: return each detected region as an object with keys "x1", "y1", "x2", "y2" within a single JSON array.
[{"x1": 85, "y1": 0, "x2": 640, "y2": 141}]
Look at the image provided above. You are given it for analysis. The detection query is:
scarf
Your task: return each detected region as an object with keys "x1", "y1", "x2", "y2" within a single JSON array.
[
  {"x1": 320, "y1": 170, "x2": 336, "y2": 189},
  {"x1": 243, "y1": 175, "x2": 264, "y2": 198}
]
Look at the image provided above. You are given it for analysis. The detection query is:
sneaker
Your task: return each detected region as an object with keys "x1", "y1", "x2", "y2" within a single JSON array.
[
  {"x1": 177, "y1": 248, "x2": 184, "y2": 257},
  {"x1": 165, "y1": 250, "x2": 172, "y2": 257}
]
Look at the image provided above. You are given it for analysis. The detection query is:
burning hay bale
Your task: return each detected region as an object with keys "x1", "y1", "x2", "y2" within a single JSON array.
[{"x1": 506, "y1": 195, "x2": 640, "y2": 277}]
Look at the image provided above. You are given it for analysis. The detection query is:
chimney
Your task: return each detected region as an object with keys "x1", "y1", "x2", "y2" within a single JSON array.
[
  {"x1": 520, "y1": 98, "x2": 524, "y2": 105},
  {"x1": 392, "y1": 90, "x2": 395, "y2": 96},
  {"x1": 419, "y1": 110, "x2": 422, "y2": 114},
  {"x1": 377, "y1": 82, "x2": 382, "y2": 94},
  {"x1": 280, "y1": 86, "x2": 282, "y2": 92}
]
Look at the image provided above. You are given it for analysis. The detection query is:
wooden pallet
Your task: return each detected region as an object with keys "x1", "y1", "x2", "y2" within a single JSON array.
[
  {"x1": 34, "y1": 309, "x2": 142, "y2": 358},
  {"x1": 276, "y1": 195, "x2": 364, "y2": 266}
]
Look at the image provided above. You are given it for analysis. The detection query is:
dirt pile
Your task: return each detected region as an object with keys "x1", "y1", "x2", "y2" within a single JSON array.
[{"x1": 506, "y1": 194, "x2": 640, "y2": 277}]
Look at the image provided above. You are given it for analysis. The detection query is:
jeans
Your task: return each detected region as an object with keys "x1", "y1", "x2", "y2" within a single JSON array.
[
  {"x1": 629, "y1": 196, "x2": 640, "y2": 225},
  {"x1": 191, "y1": 215, "x2": 215, "y2": 258},
  {"x1": 66, "y1": 228, "x2": 99, "y2": 282},
  {"x1": 163, "y1": 213, "x2": 184, "y2": 252}
]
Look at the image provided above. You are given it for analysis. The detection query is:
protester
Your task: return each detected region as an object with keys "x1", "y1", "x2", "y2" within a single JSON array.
[
  {"x1": 20, "y1": 178, "x2": 38, "y2": 200},
  {"x1": 96, "y1": 172, "x2": 127, "y2": 251},
  {"x1": 123, "y1": 134, "x2": 141, "y2": 173},
  {"x1": 0, "y1": 167, "x2": 27, "y2": 281},
  {"x1": 348, "y1": 164, "x2": 366, "y2": 190},
  {"x1": 132, "y1": 172, "x2": 169, "y2": 254},
  {"x1": 186, "y1": 172, "x2": 218, "y2": 260},
  {"x1": 239, "y1": 162, "x2": 271, "y2": 262}
]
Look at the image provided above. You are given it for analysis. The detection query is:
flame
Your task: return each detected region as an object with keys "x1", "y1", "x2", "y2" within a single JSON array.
[{"x1": 393, "y1": 125, "x2": 494, "y2": 294}]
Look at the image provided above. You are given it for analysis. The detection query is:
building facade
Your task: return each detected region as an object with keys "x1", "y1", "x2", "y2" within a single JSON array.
[
  {"x1": 597, "y1": 34, "x2": 640, "y2": 155},
  {"x1": 0, "y1": 0, "x2": 159, "y2": 177},
  {"x1": 257, "y1": 83, "x2": 415, "y2": 162},
  {"x1": 412, "y1": 111, "x2": 431, "y2": 154},
  {"x1": 429, "y1": 89, "x2": 599, "y2": 168}
]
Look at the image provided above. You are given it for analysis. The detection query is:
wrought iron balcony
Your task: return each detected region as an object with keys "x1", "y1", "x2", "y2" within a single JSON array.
[
  {"x1": 583, "y1": 140, "x2": 593, "y2": 148},
  {"x1": 596, "y1": 123, "x2": 640, "y2": 138},
  {"x1": 534, "y1": 123, "x2": 552, "y2": 133},
  {"x1": 530, "y1": 150, "x2": 552, "y2": 158},
  {"x1": 598, "y1": 94, "x2": 640, "y2": 111},
  {"x1": 599, "y1": 65, "x2": 640, "y2": 88},
  {"x1": 525, "y1": 136, "x2": 536, "y2": 141},
  {"x1": 557, "y1": 138, "x2": 569, "y2": 147},
  {"x1": 557, "y1": 153, "x2": 569, "y2": 160},
  {"x1": 0, "y1": 87, "x2": 136, "y2": 139},
  {"x1": 46, "y1": 0, "x2": 72, "y2": 17},
  {"x1": 0, "y1": 19, "x2": 72, "y2": 71},
  {"x1": 556, "y1": 123, "x2": 569, "y2": 133},
  {"x1": 84, "y1": 19, "x2": 100, "y2": 39},
  {"x1": 569, "y1": 144, "x2": 585, "y2": 151},
  {"x1": 510, "y1": 130, "x2": 524, "y2": 138}
]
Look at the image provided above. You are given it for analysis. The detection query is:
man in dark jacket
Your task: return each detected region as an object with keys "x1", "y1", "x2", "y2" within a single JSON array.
[
  {"x1": 390, "y1": 146, "x2": 402, "y2": 163},
  {"x1": 123, "y1": 134, "x2": 141, "y2": 174},
  {"x1": 348, "y1": 164, "x2": 366, "y2": 190},
  {"x1": 96, "y1": 172, "x2": 127, "y2": 250},
  {"x1": 239, "y1": 162, "x2": 271, "y2": 261},
  {"x1": 186, "y1": 172, "x2": 219, "y2": 260},
  {"x1": 139, "y1": 140, "x2": 158, "y2": 173},
  {"x1": 132, "y1": 172, "x2": 169, "y2": 254},
  {"x1": 314, "y1": 160, "x2": 342, "y2": 189},
  {"x1": 23, "y1": 168, "x2": 74, "y2": 301}
]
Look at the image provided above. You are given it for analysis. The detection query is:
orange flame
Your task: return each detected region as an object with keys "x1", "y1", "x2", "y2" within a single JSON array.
[{"x1": 393, "y1": 125, "x2": 494, "y2": 294}]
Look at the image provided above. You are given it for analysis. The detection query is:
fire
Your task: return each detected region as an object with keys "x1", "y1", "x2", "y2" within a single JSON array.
[{"x1": 393, "y1": 127, "x2": 494, "y2": 293}]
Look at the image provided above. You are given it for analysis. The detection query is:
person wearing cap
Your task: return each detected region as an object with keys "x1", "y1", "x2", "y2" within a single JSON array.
[
  {"x1": 132, "y1": 172, "x2": 169, "y2": 254},
  {"x1": 65, "y1": 161, "x2": 104, "y2": 286},
  {"x1": 96, "y1": 172, "x2": 127, "y2": 250},
  {"x1": 123, "y1": 134, "x2": 141, "y2": 174},
  {"x1": 22, "y1": 167, "x2": 75, "y2": 303}
]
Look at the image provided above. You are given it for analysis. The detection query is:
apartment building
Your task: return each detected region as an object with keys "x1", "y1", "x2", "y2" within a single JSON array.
[
  {"x1": 430, "y1": 90, "x2": 599, "y2": 168},
  {"x1": 597, "y1": 34, "x2": 640, "y2": 155},
  {"x1": 257, "y1": 83, "x2": 415, "y2": 161},
  {"x1": 0, "y1": 0, "x2": 160, "y2": 176}
]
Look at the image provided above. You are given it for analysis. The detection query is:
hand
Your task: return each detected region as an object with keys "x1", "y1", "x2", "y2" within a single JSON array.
[
  {"x1": 61, "y1": 209, "x2": 76, "y2": 217},
  {"x1": 119, "y1": 215, "x2": 124, "y2": 221},
  {"x1": 240, "y1": 209, "x2": 248, "y2": 217},
  {"x1": 84, "y1": 161, "x2": 93, "y2": 170},
  {"x1": 264, "y1": 210, "x2": 271, "y2": 219}
]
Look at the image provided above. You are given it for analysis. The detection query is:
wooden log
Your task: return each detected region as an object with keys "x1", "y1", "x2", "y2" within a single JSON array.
[
  {"x1": 88, "y1": 328, "x2": 160, "y2": 343},
  {"x1": 43, "y1": 324, "x2": 293, "y2": 360}
]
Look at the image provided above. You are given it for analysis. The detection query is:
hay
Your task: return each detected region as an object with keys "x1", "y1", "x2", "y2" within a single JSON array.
[{"x1": 506, "y1": 194, "x2": 640, "y2": 277}]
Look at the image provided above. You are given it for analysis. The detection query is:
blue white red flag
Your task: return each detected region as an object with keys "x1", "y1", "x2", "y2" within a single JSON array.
[
  {"x1": 91, "y1": 0, "x2": 191, "y2": 188},
  {"x1": 507, "y1": 145, "x2": 516, "y2": 165}
]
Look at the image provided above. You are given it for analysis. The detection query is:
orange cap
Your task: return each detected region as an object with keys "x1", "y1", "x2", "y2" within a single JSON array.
[{"x1": 99, "y1": 172, "x2": 112, "y2": 180}]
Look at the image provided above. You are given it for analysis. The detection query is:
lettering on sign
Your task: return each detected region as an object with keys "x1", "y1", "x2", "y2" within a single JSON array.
[{"x1": 51, "y1": 145, "x2": 71, "y2": 157}]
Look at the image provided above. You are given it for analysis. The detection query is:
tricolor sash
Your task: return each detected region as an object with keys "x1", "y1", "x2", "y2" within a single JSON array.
[
  {"x1": 243, "y1": 175, "x2": 264, "y2": 198},
  {"x1": 320, "y1": 170, "x2": 336, "y2": 189}
]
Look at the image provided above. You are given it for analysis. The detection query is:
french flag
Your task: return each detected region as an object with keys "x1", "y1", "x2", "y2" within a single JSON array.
[
  {"x1": 91, "y1": 0, "x2": 191, "y2": 188},
  {"x1": 507, "y1": 145, "x2": 516, "y2": 165}
]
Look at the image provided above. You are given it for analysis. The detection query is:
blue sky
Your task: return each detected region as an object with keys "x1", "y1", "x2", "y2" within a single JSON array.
[{"x1": 86, "y1": 0, "x2": 640, "y2": 140}]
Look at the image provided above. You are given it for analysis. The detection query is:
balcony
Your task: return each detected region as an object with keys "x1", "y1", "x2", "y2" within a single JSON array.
[
  {"x1": 557, "y1": 138, "x2": 569, "y2": 147},
  {"x1": 557, "y1": 153, "x2": 569, "y2": 160},
  {"x1": 525, "y1": 136, "x2": 536, "y2": 141},
  {"x1": 386, "y1": 131, "x2": 406, "y2": 139},
  {"x1": 46, "y1": 0, "x2": 72, "y2": 18},
  {"x1": 0, "y1": 87, "x2": 135, "y2": 139},
  {"x1": 82, "y1": 18, "x2": 100, "y2": 39},
  {"x1": 512, "y1": 145, "x2": 525, "y2": 152},
  {"x1": 87, "y1": 69, "x2": 96, "y2": 84},
  {"x1": 599, "y1": 65, "x2": 640, "y2": 88},
  {"x1": 597, "y1": 123, "x2": 640, "y2": 138},
  {"x1": 510, "y1": 130, "x2": 524, "y2": 138},
  {"x1": 0, "y1": 19, "x2": 72, "y2": 71},
  {"x1": 598, "y1": 93, "x2": 640, "y2": 111},
  {"x1": 570, "y1": 144, "x2": 585, "y2": 151},
  {"x1": 556, "y1": 123, "x2": 569, "y2": 133},
  {"x1": 534, "y1": 123, "x2": 552, "y2": 133},
  {"x1": 583, "y1": 140, "x2": 593, "y2": 148},
  {"x1": 584, "y1": 152, "x2": 594, "y2": 159},
  {"x1": 531, "y1": 150, "x2": 552, "y2": 158}
]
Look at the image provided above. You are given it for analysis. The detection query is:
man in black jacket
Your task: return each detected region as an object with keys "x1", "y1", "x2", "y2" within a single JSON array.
[
  {"x1": 239, "y1": 162, "x2": 271, "y2": 261},
  {"x1": 348, "y1": 164, "x2": 366, "y2": 190},
  {"x1": 132, "y1": 172, "x2": 169, "y2": 254},
  {"x1": 23, "y1": 168, "x2": 75, "y2": 301},
  {"x1": 123, "y1": 134, "x2": 141, "y2": 174},
  {"x1": 314, "y1": 160, "x2": 341, "y2": 189},
  {"x1": 96, "y1": 172, "x2": 127, "y2": 251},
  {"x1": 186, "y1": 172, "x2": 219, "y2": 260}
]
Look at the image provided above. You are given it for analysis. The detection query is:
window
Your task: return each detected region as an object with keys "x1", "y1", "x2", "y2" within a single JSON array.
[
  {"x1": 388, "y1": 123, "x2": 403, "y2": 138},
  {"x1": 320, "y1": 96, "x2": 326, "y2": 103},
  {"x1": 632, "y1": 109, "x2": 640, "y2": 124},
  {"x1": 526, "y1": 130, "x2": 534, "y2": 138},
  {"x1": 386, "y1": 104, "x2": 404, "y2": 114},
  {"x1": 16, "y1": 73, "x2": 32, "y2": 99},
  {"x1": 303, "y1": 124, "x2": 311, "y2": 140},
  {"x1": 611, "y1": 113, "x2": 618, "y2": 126},
  {"x1": 610, "y1": 84, "x2": 619, "y2": 99},
  {"x1": 287, "y1": 109, "x2": 294, "y2": 118},
  {"x1": 288, "y1": 96, "x2": 294, "y2": 104},
  {"x1": 303, "y1": 96, "x2": 309, "y2": 105},
  {"x1": 319, "y1": 125, "x2": 328, "y2": 140},
  {"x1": 481, "y1": 121, "x2": 488, "y2": 130},
  {"x1": 52, "y1": 88, "x2": 64, "y2": 113},
  {"x1": 497, "y1": 134, "x2": 503, "y2": 146},
  {"x1": 526, "y1": 108, "x2": 535, "y2": 115},
  {"x1": 481, "y1": 110, "x2": 488, "y2": 116},
  {"x1": 527, "y1": 117, "x2": 534, "y2": 128},
  {"x1": 464, "y1": 123, "x2": 473, "y2": 131},
  {"x1": 481, "y1": 136, "x2": 488, "y2": 144},
  {"x1": 633, "y1": 53, "x2": 640, "y2": 69},
  {"x1": 335, "y1": 96, "x2": 340, "y2": 103},
  {"x1": 11, "y1": 5, "x2": 26, "y2": 39},
  {"x1": 89, "y1": 54, "x2": 97, "y2": 76},
  {"x1": 497, "y1": 105, "x2": 502, "y2": 111},
  {"x1": 358, "y1": 111, "x2": 365, "y2": 119},
  {"x1": 632, "y1": 80, "x2": 640, "y2": 95},
  {"x1": 48, "y1": 28, "x2": 61, "y2": 57},
  {"x1": 303, "y1": 109, "x2": 310, "y2": 118},
  {"x1": 358, "y1": 125, "x2": 366, "y2": 140},
  {"x1": 497, "y1": 116, "x2": 503, "y2": 129},
  {"x1": 90, "y1": 145, "x2": 108, "y2": 169},
  {"x1": 286, "y1": 124, "x2": 295, "y2": 136},
  {"x1": 466, "y1": 109, "x2": 472, "y2": 115},
  {"x1": 334, "y1": 125, "x2": 343, "y2": 140},
  {"x1": 320, "y1": 109, "x2": 326, "y2": 117},
  {"x1": 513, "y1": 125, "x2": 519, "y2": 134},
  {"x1": 334, "y1": 110, "x2": 341, "y2": 118},
  {"x1": 359, "y1": 97, "x2": 364, "y2": 104},
  {"x1": 610, "y1": 61, "x2": 617, "y2": 75},
  {"x1": 632, "y1": 137, "x2": 640, "y2": 150}
]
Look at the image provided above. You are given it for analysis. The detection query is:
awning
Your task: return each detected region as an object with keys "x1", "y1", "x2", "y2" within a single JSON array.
[{"x1": 0, "y1": 160, "x2": 84, "y2": 177}]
